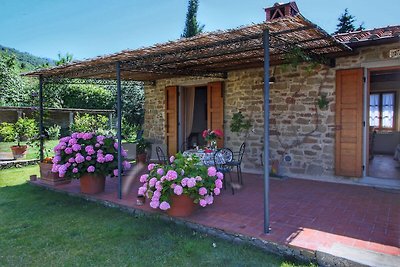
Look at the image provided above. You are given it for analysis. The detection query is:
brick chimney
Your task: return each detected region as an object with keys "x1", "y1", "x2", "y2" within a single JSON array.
[{"x1": 265, "y1": 2, "x2": 299, "y2": 21}]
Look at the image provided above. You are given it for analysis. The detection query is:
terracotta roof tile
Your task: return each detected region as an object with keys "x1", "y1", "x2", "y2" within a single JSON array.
[{"x1": 334, "y1": 25, "x2": 400, "y2": 44}]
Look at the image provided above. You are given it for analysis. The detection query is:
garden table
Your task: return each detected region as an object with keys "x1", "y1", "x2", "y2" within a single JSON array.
[{"x1": 182, "y1": 149, "x2": 225, "y2": 166}]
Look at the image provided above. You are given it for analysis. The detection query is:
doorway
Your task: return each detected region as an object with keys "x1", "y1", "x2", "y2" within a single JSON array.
[{"x1": 367, "y1": 68, "x2": 400, "y2": 180}]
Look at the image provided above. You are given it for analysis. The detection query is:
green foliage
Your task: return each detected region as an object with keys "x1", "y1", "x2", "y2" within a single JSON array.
[
  {"x1": 317, "y1": 94, "x2": 329, "y2": 109},
  {"x1": 230, "y1": 111, "x2": 252, "y2": 135},
  {"x1": 135, "y1": 137, "x2": 151, "y2": 154},
  {"x1": 181, "y1": 0, "x2": 204, "y2": 38},
  {"x1": 13, "y1": 117, "x2": 38, "y2": 146},
  {"x1": 0, "y1": 54, "x2": 25, "y2": 106},
  {"x1": 335, "y1": 8, "x2": 365, "y2": 34},
  {"x1": 122, "y1": 120, "x2": 139, "y2": 142},
  {"x1": 70, "y1": 113, "x2": 109, "y2": 133},
  {"x1": 0, "y1": 122, "x2": 15, "y2": 142},
  {"x1": 55, "y1": 52, "x2": 73, "y2": 66},
  {"x1": 46, "y1": 124, "x2": 61, "y2": 140},
  {"x1": 62, "y1": 84, "x2": 114, "y2": 109}
]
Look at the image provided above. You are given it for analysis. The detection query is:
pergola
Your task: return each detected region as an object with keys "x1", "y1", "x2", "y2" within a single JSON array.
[{"x1": 24, "y1": 14, "x2": 352, "y2": 233}]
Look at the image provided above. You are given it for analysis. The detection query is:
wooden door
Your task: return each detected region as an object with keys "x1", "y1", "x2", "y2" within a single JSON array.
[
  {"x1": 165, "y1": 86, "x2": 178, "y2": 156},
  {"x1": 207, "y1": 82, "x2": 224, "y2": 148},
  {"x1": 335, "y1": 68, "x2": 364, "y2": 177}
]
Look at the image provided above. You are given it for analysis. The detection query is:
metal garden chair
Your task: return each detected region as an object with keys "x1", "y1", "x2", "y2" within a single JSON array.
[
  {"x1": 156, "y1": 146, "x2": 168, "y2": 165},
  {"x1": 226, "y1": 142, "x2": 246, "y2": 185},
  {"x1": 213, "y1": 148, "x2": 235, "y2": 194}
]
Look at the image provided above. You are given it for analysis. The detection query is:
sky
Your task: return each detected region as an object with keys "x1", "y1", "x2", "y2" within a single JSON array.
[{"x1": 0, "y1": 0, "x2": 398, "y2": 60}]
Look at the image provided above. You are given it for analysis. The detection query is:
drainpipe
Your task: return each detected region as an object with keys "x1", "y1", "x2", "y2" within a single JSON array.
[
  {"x1": 263, "y1": 29, "x2": 271, "y2": 234},
  {"x1": 116, "y1": 62, "x2": 123, "y2": 199}
]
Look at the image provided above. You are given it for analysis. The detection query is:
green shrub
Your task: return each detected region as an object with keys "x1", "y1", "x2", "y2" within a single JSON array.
[
  {"x1": 46, "y1": 124, "x2": 61, "y2": 140},
  {"x1": 0, "y1": 122, "x2": 15, "y2": 142},
  {"x1": 62, "y1": 84, "x2": 114, "y2": 109},
  {"x1": 70, "y1": 113, "x2": 109, "y2": 133}
]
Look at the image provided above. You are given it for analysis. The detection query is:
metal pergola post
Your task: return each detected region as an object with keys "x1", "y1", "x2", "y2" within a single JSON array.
[
  {"x1": 116, "y1": 62, "x2": 123, "y2": 199},
  {"x1": 39, "y1": 75, "x2": 44, "y2": 162},
  {"x1": 263, "y1": 29, "x2": 271, "y2": 234}
]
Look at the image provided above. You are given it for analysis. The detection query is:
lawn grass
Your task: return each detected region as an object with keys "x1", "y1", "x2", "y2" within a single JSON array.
[
  {"x1": 0, "y1": 165, "x2": 39, "y2": 187},
  {"x1": 0, "y1": 167, "x2": 312, "y2": 266},
  {"x1": 0, "y1": 140, "x2": 59, "y2": 160}
]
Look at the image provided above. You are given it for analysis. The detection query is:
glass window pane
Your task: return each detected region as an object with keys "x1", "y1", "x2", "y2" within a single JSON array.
[
  {"x1": 369, "y1": 94, "x2": 380, "y2": 127},
  {"x1": 382, "y1": 93, "x2": 394, "y2": 128}
]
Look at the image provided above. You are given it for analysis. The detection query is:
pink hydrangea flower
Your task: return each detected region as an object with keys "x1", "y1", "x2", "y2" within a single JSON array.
[
  {"x1": 65, "y1": 163, "x2": 71, "y2": 168},
  {"x1": 104, "y1": 154, "x2": 114, "y2": 162},
  {"x1": 97, "y1": 155, "x2": 105, "y2": 163},
  {"x1": 51, "y1": 164, "x2": 59, "y2": 173},
  {"x1": 170, "y1": 183, "x2": 176, "y2": 189},
  {"x1": 113, "y1": 169, "x2": 119, "y2": 177},
  {"x1": 68, "y1": 157, "x2": 75, "y2": 163},
  {"x1": 149, "y1": 177, "x2": 157, "y2": 187},
  {"x1": 139, "y1": 174, "x2": 149, "y2": 183},
  {"x1": 52, "y1": 156, "x2": 61, "y2": 164},
  {"x1": 215, "y1": 179, "x2": 223, "y2": 189},
  {"x1": 207, "y1": 166, "x2": 217, "y2": 177},
  {"x1": 75, "y1": 153, "x2": 85, "y2": 164},
  {"x1": 205, "y1": 195, "x2": 214, "y2": 205},
  {"x1": 82, "y1": 133, "x2": 93, "y2": 140},
  {"x1": 122, "y1": 149, "x2": 127, "y2": 157},
  {"x1": 77, "y1": 133, "x2": 84, "y2": 139},
  {"x1": 157, "y1": 168, "x2": 164, "y2": 175},
  {"x1": 199, "y1": 199, "x2": 207, "y2": 207},
  {"x1": 199, "y1": 187, "x2": 207, "y2": 196},
  {"x1": 72, "y1": 168, "x2": 78, "y2": 173},
  {"x1": 148, "y1": 163, "x2": 155, "y2": 171},
  {"x1": 150, "y1": 200, "x2": 159, "y2": 209},
  {"x1": 159, "y1": 201, "x2": 171, "y2": 211},
  {"x1": 216, "y1": 172, "x2": 224, "y2": 180},
  {"x1": 123, "y1": 161, "x2": 131, "y2": 170},
  {"x1": 72, "y1": 144, "x2": 81, "y2": 152},
  {"x1": 213, "y1": 188, "x2": 221, "y2": 195},
  {"x1": 155, "y1": 181, "x2": 163, "y2": 191},
  {"x1": 87, "y1": 166, "x2": 95, "y2": 172},
  {"x1": 166, "y1": 170, "x2": 178, "y2": 181},
  {"x1": 64, "y1": 147, "x2": 73, "y2": 154},
  {"x1": 85, "y1": 145, "x2": 95, "y2": 155},
  {"x1": 96, "y1": 135, "x2": 105, "y2": 143},
  {"x1": 195, "y1": 176, "x2": 202, "y2": 181},
  {"x1": 68, "y1": 138, "x2": 77, "y2": 146},
  {"x1": 181, "y1": 177, "x2": 189, "y2": 187},
  {"x1": 153, "y1": 190, "x2": 161, "y2": 199},
  {"x1": 95, "y1": 143, "x2": 101, "y2": 148},
  {"x1": 174, "y1": 185, "x2": 183, "y2": 195},
  {"x1": 86, "y1": 156, "x2": 92, "y2": 161},
  {"x1": 71, "y1": 133, "x2": 78, "y2": 138},
  {"x1": 60, "y1": 136, "x2": 70, "y2": 143},
  {"x1": 138, "y1": 186, "x2": 147, "y2": 195},
  {"x1": 113, "y1": 142, "x2": 118, "y2": 149},
  {"x1": 187, "y1": 178, "x2": 196, "y2": 188},
  {"x1": 169, "y1": 156, "x2": 175, "y2": 163}
]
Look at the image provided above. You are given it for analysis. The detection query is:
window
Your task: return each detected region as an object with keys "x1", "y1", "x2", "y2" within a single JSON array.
[{"x1": 369, "y1": 92, "x2": 395, "y2": 129}]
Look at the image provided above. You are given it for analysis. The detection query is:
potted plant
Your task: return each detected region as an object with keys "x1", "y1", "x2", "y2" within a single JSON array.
[
  {"x1": 138, "y1": 153, "x2": 223, "y2": 217},
  {"x1": 135, "y1": 137, "x2": 151, "y2": 163},
  {"x1": 10, "y1": 117, "x2": 38, "y2": 159},
  {"x1": 52, "y1": 132, "x2": 131, "y2": 194},
  {"x1": 39, "y1": 156, "x2": 71, "y2": 185},
  {"x1": 202, "y1": 129, "x2": 223, "y2": 150}
]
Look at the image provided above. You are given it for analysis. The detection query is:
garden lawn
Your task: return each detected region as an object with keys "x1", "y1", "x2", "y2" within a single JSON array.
[
  {"x1": 0, "y1": 140, "x2": 59, "y2": 160},
  {"x1": 0, "y1": 167, "x2": 313, "y2": 267}
]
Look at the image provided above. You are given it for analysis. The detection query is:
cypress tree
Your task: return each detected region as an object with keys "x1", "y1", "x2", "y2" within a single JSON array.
[{"x1": 181, "y1": 0, "x2": 205, "y2": 38}]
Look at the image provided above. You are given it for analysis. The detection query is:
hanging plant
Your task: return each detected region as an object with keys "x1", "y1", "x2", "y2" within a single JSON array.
[{"x1": 230, "y1": 111, "x2": 252, "y2": 135}]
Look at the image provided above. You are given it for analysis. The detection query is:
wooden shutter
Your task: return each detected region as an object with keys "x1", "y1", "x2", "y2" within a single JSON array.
[
  {"x1": 335, "y1": 68, "x2": 364, "y2": 177},
  {"x1": 165, "y1": 86, "x2": 178, "y2": 156},
  {"x1": 207, "y1": 82, "x2": 224, "y2": 148}
]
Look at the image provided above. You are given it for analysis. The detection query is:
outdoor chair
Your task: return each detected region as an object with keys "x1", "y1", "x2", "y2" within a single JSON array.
[
  {"x1": 226, "y1": 142, "x2": 246, "y2": 185},
  {"x1": 213, "y1": 148, "x2": 234, "y2": 194},
  {"x1": 148, "y1": 143, "x2": 168, "y2": 163},
  {"x1": 156, "y1": 146, "x2": 168, "y2": 165}
]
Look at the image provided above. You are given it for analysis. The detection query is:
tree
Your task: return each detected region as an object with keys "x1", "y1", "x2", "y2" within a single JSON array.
[
  {"x1": 55, "y1": 52, "x2": 73, "y2": 66},
  {"x1": 181, "y1": 0, "x2": 204, "y2": 38},
  {"x1": 0, "y1": 53, "x2": 25, "y2": 106},
  {"x1": 335, "y1": 8, "x2": 365, "y2": 34}
]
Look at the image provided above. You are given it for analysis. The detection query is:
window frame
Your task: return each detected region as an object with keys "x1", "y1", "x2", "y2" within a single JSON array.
[{"x1": 369, "y1": 91, "x2": 396, "y2": 130}]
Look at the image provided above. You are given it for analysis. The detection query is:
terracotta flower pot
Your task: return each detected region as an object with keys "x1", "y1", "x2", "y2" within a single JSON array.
[
  {"x1": 167, "y1": 194, "x2": 197, "y2": 217},
  {"x1": 10, "y1": 145, "x2": 28, "y2": 159},
  {"x1": 80, "y1": 173, "x2": 105, "y2": 194},
  {"x1": 39, "y1": 162, "x2": 71, "y2": 186}
]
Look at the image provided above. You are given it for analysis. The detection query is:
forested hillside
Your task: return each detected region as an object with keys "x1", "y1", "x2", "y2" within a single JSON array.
[{"x1": 0, "y1": 44, "x2": 54, "y2": 71}]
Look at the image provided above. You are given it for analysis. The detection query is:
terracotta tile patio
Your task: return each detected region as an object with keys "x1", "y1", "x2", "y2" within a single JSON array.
[{"x1": 32, "y1": 173, "x2": 400, "y2": 263}]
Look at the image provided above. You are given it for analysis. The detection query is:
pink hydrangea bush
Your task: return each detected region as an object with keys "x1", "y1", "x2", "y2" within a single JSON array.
[
  {"x1": 52, "y1": 132, "x2": 131, "y2": 179},
  {"x1": 138, "y1": 153, "x2": 223, "y2": 211}
]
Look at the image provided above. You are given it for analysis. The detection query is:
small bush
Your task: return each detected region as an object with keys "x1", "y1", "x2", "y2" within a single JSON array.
[
  {"x1": 0, "y1": 122, "x2": 15, "y2": 142},
  {"x1": 70, "y1": 113, "x2": 109, "y2": 133},
  {"x1": 46, "y1": 124, "x2": 61, "y2": 140},
  {"x1": 14, "y1": 117, "x2": 38, "y2": 145}
]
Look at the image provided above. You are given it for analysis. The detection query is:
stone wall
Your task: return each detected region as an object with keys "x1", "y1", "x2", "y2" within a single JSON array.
[{"x1": 143, "y1": 43, "x2": 400, "y2": 178}]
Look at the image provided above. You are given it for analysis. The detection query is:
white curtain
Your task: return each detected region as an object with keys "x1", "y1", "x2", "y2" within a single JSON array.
[
  {"x1": 185, "y1": 87, "x2": 196, "y2": 141},
  {"x1": 382, "y1": 93, "x2": 394, "y2": 128},
  {"x1": 369, "y1": 94, "x2": 380, "y2": 127}
]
